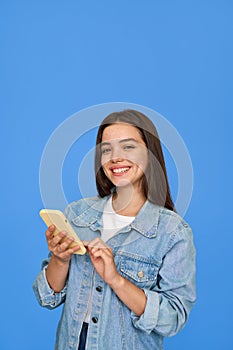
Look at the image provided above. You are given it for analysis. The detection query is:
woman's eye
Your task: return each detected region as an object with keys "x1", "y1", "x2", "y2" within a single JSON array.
[
  {"x1": 101, "y1": 148, "x2": 111, "y2": 154},
  {"x1": 123, "y1": 145, "x2": 135, "y2": 150}
]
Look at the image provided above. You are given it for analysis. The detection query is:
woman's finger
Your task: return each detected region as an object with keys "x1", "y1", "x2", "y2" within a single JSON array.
[
  {"x1": 56, "y1": 237, "x2": 79, "y2": 253},
  {"x1": 89, "y1": 246, "x2": 113, "y2": 261},
  {"x1": 87, "y1": 237, "x2": 111, "y2": 250},
  {"x1": 82, "y1": 240, "x2": 90, "y2": 247},
  {"x1": 45, "y1": 225, "x2": 56, "y2": 239},
  {"x1": 49, "y1": 231, "x2": 67, "y2": 247}
]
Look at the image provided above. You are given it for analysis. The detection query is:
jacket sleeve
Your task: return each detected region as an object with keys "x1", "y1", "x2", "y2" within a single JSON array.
[
  {"x1": 32, "y1": 255, "x2": 67, "y2": 310},
  {"x1": 131, "y1": 224, "x2": 196, "y2": 337}
]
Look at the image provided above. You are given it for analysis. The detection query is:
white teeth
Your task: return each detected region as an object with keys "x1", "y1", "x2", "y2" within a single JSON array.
[{"x1": 112, "y1": 167, "x2": 129, "y2": 173}]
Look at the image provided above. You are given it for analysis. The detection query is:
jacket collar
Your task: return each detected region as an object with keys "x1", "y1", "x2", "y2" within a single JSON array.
[{"x1": 72, "y1": 195, "x2": 161, "y2": 238}]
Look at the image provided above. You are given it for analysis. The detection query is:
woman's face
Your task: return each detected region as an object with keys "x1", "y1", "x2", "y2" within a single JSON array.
[{"x1": 100, "y1": 123, "x2": 148, "y2": 192}]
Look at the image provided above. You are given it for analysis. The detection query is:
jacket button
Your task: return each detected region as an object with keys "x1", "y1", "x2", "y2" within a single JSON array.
[
  {"x1": 96, "y1": 286, "x2": 102, "y2": 292},
  {"x1": 92, "y1": 317, "x2": 98, "y2": 324},
  {"x1": 137, "y1": 271, "x2": 144, "y2": 278}
]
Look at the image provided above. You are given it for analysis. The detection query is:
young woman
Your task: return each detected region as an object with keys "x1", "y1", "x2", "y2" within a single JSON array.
[{"x1": 33, "y1": 110, "x2": 196, "y2": 350}]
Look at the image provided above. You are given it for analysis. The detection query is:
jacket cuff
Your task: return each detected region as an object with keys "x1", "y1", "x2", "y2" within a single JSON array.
[
  {"x1": 33, "y1": 267, "x2": 67, "y2": 308},
  {"x1": 131, "y1": 289, "x2": 160, "y2": 334}
]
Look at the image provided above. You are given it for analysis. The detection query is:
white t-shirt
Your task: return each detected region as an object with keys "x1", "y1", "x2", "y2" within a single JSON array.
[
  {"x1": 101, "y1": 195, "x2": 135, "y2": 242},
  {"x1": 84, "y1": 196, "x2": 135, "y2": 323}
]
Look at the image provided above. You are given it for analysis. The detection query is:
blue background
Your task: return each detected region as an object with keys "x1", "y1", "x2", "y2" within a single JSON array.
[{"x1": 1, "y1": 1, "x2": 232, "y2": 349}]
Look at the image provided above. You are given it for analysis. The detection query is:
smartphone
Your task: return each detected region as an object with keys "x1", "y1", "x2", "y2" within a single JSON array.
[{"x1": 39, "y1": 209, "x2": 86, "y2": 255}]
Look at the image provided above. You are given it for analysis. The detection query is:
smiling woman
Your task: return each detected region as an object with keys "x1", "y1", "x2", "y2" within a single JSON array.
[
  {"x1": 100, "y1": 123, "x2": 149, "y2": 214},
  {"x1": 33, "y1": 109, "x2": 196, "y2": 350},
  {"x1": 95, "y1": 110, "x2": 174, "y2": 211}
]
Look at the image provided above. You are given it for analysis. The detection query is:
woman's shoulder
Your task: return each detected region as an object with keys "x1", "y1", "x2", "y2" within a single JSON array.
[
  {"x1": 145, "y1": 201, "x2": 191, "y2": 230},
  {"x1": 64, "y1": 195, "x2": 108, "y2": 220},
  {"x1": 136, "y1": 201, "x2": 193, "y2": 243},
  {"x1": 156, "y1": 206, "x2": 193, "y2": 243},
  {"x1": 159, "y1": 206, "x2": 190, "y2": 227}
]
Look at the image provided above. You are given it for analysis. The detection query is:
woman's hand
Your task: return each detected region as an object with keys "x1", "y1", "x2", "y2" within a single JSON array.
[
  {"x1": 46, "y1": 225, "x2": 81, "y2": 264},
  {"x1": 86, "y1": 238, "x2": 147, "y2": 316},
  {"x1": 45, "y1": 225, "x2": 81, "y2": 292},
  {"x1": 85, "y1": 238, "x2": 121, "y2": 286}
]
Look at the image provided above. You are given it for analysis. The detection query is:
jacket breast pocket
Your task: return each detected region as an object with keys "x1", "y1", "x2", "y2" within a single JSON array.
[{"x1": 119, "y1": 255, "x2": 159, "y2": 289}]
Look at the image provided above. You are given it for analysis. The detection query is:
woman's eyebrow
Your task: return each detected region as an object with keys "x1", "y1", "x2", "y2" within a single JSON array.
[
  {"x1": 100, "y1": 141, "x2": 111, "y2": 147},
  {"x1": 119, "y1": 138, "x2": 139, "y2": 144},
  {"x1": 101, "y1": 138, "x2": 138, "y2": 147}
]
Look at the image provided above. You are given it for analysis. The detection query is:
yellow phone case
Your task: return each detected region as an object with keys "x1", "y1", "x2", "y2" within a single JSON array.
[{"x1": 39, "y1": 209, "x2": 86, "y2": 255}]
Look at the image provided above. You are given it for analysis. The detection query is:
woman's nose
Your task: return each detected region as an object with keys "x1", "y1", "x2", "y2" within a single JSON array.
[{"x1": 111, "y1": 148, "x2": 124, "y2": 162}]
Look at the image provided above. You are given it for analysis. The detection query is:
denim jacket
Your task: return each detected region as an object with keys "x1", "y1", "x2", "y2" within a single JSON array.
[{"x1": 33, "y1": 196, "x2": 196, "y2": 350}]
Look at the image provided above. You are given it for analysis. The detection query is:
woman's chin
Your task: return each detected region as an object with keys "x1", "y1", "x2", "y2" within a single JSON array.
[{"x1": 114, "y1": 179, "x2": 133, "y2": 189}]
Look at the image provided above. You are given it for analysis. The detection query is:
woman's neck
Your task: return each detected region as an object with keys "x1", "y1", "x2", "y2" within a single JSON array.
[{"x1": 112, "y1": 187, "x2": 146, "y2": 217}]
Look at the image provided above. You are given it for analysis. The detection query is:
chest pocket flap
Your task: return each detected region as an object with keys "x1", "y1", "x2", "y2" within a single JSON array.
[{"x1": 119, "y1": 256, "x2": 159, "y2": 283}]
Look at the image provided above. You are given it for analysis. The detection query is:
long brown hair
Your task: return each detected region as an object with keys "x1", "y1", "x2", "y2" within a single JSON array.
[{"x1": 95, "y1": 109, "x2": 175, "y2": 211}]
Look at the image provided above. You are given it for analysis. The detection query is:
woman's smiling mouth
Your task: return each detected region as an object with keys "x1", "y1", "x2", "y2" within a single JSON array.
[{"x1": 110, "y1": 166, "x2": 131, "y2": 175}]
